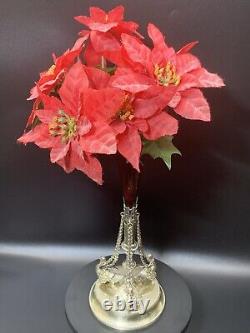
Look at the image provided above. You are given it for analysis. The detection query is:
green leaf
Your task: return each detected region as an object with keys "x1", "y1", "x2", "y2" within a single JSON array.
[{"x1": 142, "y1": 136, "x2": 181, "y2": 170}]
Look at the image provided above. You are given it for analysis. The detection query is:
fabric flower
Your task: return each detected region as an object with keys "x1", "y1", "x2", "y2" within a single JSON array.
[
  {"x1": 75, "y1": 5, "x2": 139, "y2": 35},
  {"x1": 74, "y1": 6, "x2": 141, "y2": 66},
  {"x1": 148, "y1": 24, "x2": 225, "y2": 121},
  {"x1": 18, "y1": 63, "x2": 123, "y2": 184},
  {"x1": 26, "y1": 43, "x2": 83, "y2": 127},
  {"x1": 18, "y1": 5, "x2": 225, "y2": 185},
  {"x1": 28, "y1": 44, "x2": 83, "y2": 101},
  {"x1": 111, "y1": 23, "x2": 224, "y2": 121},
  {"x1": 110, "y1": 87, "x2": 178, "y2": 171}
]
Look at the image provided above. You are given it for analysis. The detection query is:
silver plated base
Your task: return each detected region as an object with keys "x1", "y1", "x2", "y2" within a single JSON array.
[
  {"x1": 65, "y1": 255, "x2": 192, "y2": 333},
  {"x1": 89, "y1": 281, "x2": 165, "y2": 331}
]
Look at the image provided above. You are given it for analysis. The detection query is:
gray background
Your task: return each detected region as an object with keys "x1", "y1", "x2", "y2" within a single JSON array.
[{"x1": 1, "y1": 0, "x2": 250, "y2": 332}]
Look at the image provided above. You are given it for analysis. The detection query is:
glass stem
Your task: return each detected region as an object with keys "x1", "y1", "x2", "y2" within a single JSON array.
[{"x1": 118, "y1": 154, "x2": 139, "y2": 208}]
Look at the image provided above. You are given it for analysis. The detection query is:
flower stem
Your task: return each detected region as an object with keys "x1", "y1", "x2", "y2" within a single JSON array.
[
  {"x1": 118, "y1": 154, "x2": 139, "y2": 208},
  {"x1": 101, "y1": 56, "x2": 106, "y2": 70}
]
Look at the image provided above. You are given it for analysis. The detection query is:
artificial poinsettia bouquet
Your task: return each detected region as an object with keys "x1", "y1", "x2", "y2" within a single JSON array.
[{"x1": 18, "y1": 5, "x2": 224, "y2": 185}]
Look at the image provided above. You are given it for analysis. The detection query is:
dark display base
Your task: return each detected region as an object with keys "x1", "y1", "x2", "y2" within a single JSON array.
[{"x1": 65, "y1": 256, "x2": 192, "y2": 333}]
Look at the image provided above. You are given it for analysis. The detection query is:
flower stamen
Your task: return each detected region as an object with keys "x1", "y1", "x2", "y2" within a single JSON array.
[
  {"x1": 46, "y1": 64, "x2": 56, "y2": 76},
  {"x1": 49, "y1": 110, "x2": 77, "y2": 143},
  {"x1": 117, "y1": 95, "x2": 134, "y2": 121},
  {"x1": 154, "y1": 62, "x2": 181, "y2": 87}
]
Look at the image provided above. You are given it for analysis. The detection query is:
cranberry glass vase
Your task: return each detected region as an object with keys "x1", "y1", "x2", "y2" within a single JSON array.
[{"x1": 88, "y1": 155, "x2": 165, "y2": 330}]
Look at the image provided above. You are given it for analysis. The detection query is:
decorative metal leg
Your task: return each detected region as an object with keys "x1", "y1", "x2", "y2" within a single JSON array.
[{"x1": 89, "y1": 201, "x2": 165, "y2": 331}]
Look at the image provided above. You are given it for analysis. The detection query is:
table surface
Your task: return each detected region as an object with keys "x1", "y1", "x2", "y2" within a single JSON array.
[{"x1": 0, "y1": 244, "x2": 249, "y2": 333}]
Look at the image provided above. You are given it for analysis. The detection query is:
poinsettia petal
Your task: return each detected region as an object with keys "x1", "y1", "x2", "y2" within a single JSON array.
[
  {"x1": 88, "y1": 22, "x2": 118, "y2": 32},
  {"x1": 83, "y1": 88, "x2": 124, "y2": 122},
  {"x1": 148, "y1": 23, "x2": 166, "y2": 47},
  {"x1": 84, "y1": 43, "x2": 102, "y2": 67},
  {"x1": 24, "y1": 121, "x2": 54, "y2": 145},
  {"x1": 56, "y1": 141, "x2": 79, "y2": 173},
  {"x1": 177, "y1": 41, "x2": 199, "y2": 54},
  {"x1": 38, "y1": 75, "x2": 58, "y2": 90},
  {"x1": 56, "y1": 49, "x2": 81, "y2": 70},
  {"x1": 17, "y1": 124, "x2": 44, "y2": 145},
  {"x1": 81, "y1": 122, "x2": 117, "y2": 154},
  {"x1": 50, "y1": 139, "x2": 70, "y2": 163},
  {"x1": 35, "y1": 109, "x2": 57, "y2": 124},
  {"x1": 175, "y1": 88, "x2": 211, "y2": 121},
  {"x1": 72, "y1": 35, "x2": 90, "y2": 51},
  {"x1": 77, "y1": 116, "x2": 92, "y2": 136},
  {"x1": 112, "y1": 75, "x2": 153, "y2": 93},
  {"x1": 26, "y1": 109, "x2": 36, "y2": 127},
  {"x1": 137, "y1": 85, "x2": 163, "y2": 99},
  {"x1": 144, "y1": 112, "x2": 178, "y2": 140},
  {"x1": 111, "y1": 120, "x2": 126, "y2": 134},
  {"x1": 89, "y1": 6, "x2": 106, "y2": 20},
  {"x1": 36, "y1": 137, "x2": 56, "y2": 149},
  {"x1": 40, "y1": 93, "x2": 64, "y2": 111},
  {"x1": 82, "y1": 153, "x2": 103, "y2": 185},
  {"x1": 56, "y1": 154, "x2": 74, "y2": 174},
  {"x1": 79, "y1": 29, "x2": 91, "y2": 38},
  {"x1": 168, "y1": 92, "x2": 182, "y2": 108},
  {"x1": 102, "y1": 48, "x2": 127, "y2": 67},
  {"x1": 114, "y1": 21, "x2": 139, "y2": 35},
  {"x1": 150, "y1": 45, "x2": 176, "y2": 68},
  {"x1": 18, "y1": 123, "x2": 58, "y2": 149},
  {"x1": 27, "y1": 86, "x2": 39, "y2": 100},
  {"x1": 74, "y1": 16, "x2": 93, "y2": 28},
  {"x1": 91, "y1": 31, "x2": 121, "y2": 52},
  {"x1": 84, "y1": 66, "x2": 111, "y2": 89},
  {"x1": 59, "y1": 62, "x2": 89, "y2": 115},
  {"x1": 57, "y1": 141, "x2": 103, "y2": 184},
  {"x1": 111, "y1": 71, "x2": 154, "y2": 93},
  {"x1": 176, "y1": 53, "x2": 201, "y2": 76},
  {"x1": 108, "y1": 5, "x2": 124, "y2": 21},
  {"x1": 111, "y1": 67, "x2": 137, "y2": 76},
  {"x1": 72, "y1": 140, "x2": 103, "y2": 184},
  {"x1": 117, "y1": 126, "x2": 141, "y2": 171},
  {"x1": 178, "y1": 73, "x2": 198, "y2": 91},
  {"x1": 150, "y1": 48, "x2": 165, "y2": 67},
  {"x1": 191, "y1": 68, "x2": 225, "y2": 88},
  {"x1": 134, "y1": 85, "x2": 177, "y2": 118},
  {"x1": 121, "y1": 33, "x2": 151, "y2": 67},
  {"x1": 131, "y1": 118, "x2": 148, "y2": 133}
]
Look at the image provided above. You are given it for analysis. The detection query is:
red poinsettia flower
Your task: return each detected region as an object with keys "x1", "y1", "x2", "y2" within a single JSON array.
[
  {"x1": 83, "y1": 65, "x2": 111, "y2": 89},
  {"x1": 110, "y1": 87, "x2": 178, "y2": 171},
  {"x1": 111, "y1": 24, "x2": 224, "y2": 121},
  {"x1": 28, "y1": 44, "x2": 83, "y2": 101},
  {"x1": 147, "y1": 24, "x2": 225, "y2": 121},
  {"x1": 74, "y1": 6, "x2": 141, "y2": 66},
  {"x1": 18, "y1": 5, "x2": 225, "y2": 185},
  {"x1": 18, "y1": 63, "x2": 123, "y2": 184},
  {"x1": 26, "y1": 43, "x2": 83, "y2": 127},
  {"x1": 75, "y1": 5, "x2": 139, "y2": 34}
]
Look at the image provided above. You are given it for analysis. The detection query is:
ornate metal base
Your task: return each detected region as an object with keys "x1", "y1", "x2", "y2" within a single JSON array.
[
  {"x1": 65, "y1": 256, "x2": 192, "y2": 333},
  {"x1": 65, "y1": 201, "x2": 192, "y2": 331},
  {"x1": 89, "y1": 272, "x2": 165, "y2": 330},
  {"x1": 88, "y1": 201, "x2": 165, "y2": 330}
]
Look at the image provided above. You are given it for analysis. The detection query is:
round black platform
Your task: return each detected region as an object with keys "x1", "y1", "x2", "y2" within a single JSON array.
[{"x1": 65, "y1": 257, "x2": 192, "y2": 333}]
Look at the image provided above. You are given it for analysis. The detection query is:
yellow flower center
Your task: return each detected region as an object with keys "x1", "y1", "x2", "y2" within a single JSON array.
[
  {"x1": 117, "y1": 95, "x2": 134, "y2": 121},
  {"x1": 46, "y1": 64, "x2": 56, "y2": 76},
  {"x1": 49, "y1": 110, "x2": 77, "y2": 143},
  {"x1": 154, "y1": 62, "x2": 181, "y2": 87}
]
